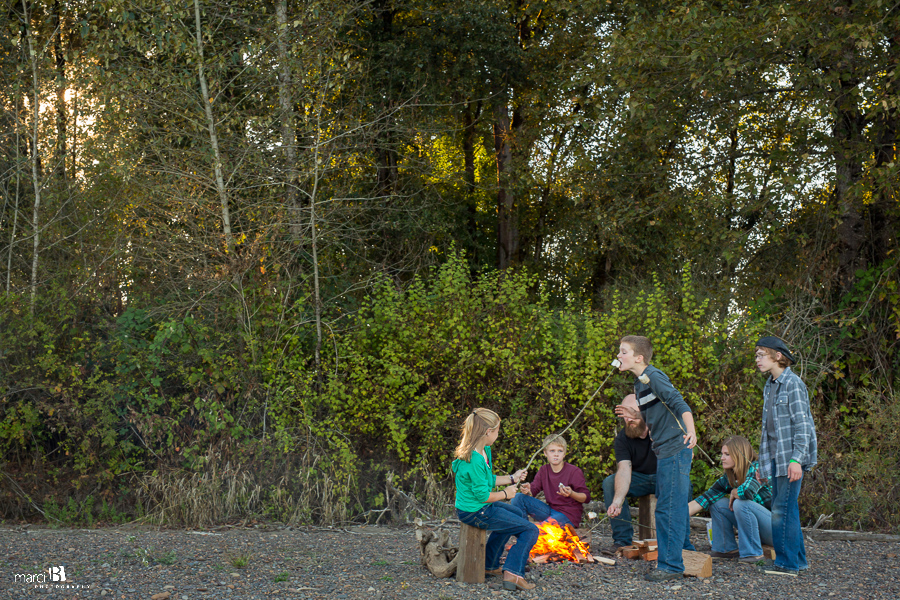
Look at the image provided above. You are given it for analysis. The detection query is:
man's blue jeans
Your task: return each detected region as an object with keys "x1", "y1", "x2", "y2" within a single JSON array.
[
  {"x1": 509, "y1": 493, "x2": 574, "y2": 529},
  {"x1": 770, "y1": 460, "x2": 808, "y2": 572},
  {"x1": 709, "y1": 497, "x2": 773, "y2": 557},
  {"x1": 602, "y1": 471, "x2": 656, "y2": 546},
  {"x1": 655, "y1": 447, "x2": 694, "y2": 573},
  {"x1": 457, "y1": 501, "x2": 539, "y2": 577}
]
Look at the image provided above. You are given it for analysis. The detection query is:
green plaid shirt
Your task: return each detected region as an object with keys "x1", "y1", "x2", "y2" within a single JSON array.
[{"x1": 693, "y1": 460, "x2": 772, "y2": 510}]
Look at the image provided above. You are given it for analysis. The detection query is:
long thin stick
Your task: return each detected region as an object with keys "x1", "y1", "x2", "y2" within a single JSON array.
[
  {"x1": 522, "y1": 367, "x2": 618, "y2": 473},
  {"x1": 519, "y1": 363, "x2": 716, "y2": 477}
]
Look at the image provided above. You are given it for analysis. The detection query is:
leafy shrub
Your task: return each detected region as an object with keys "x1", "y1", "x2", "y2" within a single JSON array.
[{"x1": 323, "y1": 254, "x2": 739, "y2": 495}]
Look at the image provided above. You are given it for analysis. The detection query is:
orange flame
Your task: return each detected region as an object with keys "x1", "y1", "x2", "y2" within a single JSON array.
[{"x1": 529, "y1": 519, "x2": 593, "y2": 563}]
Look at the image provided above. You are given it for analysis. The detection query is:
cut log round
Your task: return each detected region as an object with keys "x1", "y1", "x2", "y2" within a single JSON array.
[{"x1": 682, "y1": 550, "x2": 712, "y2": 578}]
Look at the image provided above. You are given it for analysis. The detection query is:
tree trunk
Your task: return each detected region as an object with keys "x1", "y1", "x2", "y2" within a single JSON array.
[
  {"x1": 831, "y1": 78, "x2": 866, "y2": 293},
  {"x1": 309, "y1": 100, "x2": 325, "y2": 387},
  {"x1": 276, "y1": 0, "x2": 301, "y2": 241},
  {"x1": 52, "y1": 0, "x2": 67, "y2": 183},
  {"x1": 24, "y1": 0, "x2": 42, "y2": 313},
  {"x1": 6, "y1": 72, "x2": 24, "y2": 294},
  {"x1": 493, "y1": 94, "x2": 518, "y2": 270},
  {"x1": 462, "y1": 100, "x2": 481, "y2": 237},
  {"x1": 193, "y1": 0, "x2": 234, "y2": 255},
  {"x1": 375, "y1": 126, "x2": 397, "y2": 197}
]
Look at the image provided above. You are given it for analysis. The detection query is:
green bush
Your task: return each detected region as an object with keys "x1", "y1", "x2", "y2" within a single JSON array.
[
  {"x1": 323, "y1": 255, "x2": 741, "y2": 495},
  {"x1": 3, "y1": 254, "x2": 896, "y2": 531}
]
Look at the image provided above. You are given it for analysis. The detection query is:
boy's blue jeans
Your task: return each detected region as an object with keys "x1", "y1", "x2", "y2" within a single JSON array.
[
  {"x1": 456, "y1": 501, "x2": 539, "y2": 577},
  {"x1": 509, "y1": 493, "x2": 574, "y2": 529},
  {"x1": 769, "y1": 460, "x2": 808, "y2": 572},
  {"x1": 655, "y1": 447, "x2": 694, "y2": 573},
  {"x1": 709, "y1": 497, "x2": 773, "y2": 557},
  {"x1": 601, "y1": 471, "x2": 657, "y2": 546}
]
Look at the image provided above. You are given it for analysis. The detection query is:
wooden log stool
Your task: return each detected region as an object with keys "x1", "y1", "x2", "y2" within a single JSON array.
[
  {"x1": 637, "y1": 494, "x2": 656, "y2": 540},
  {"x1": 456, "y1": 523, "x2": 487, "y2": 583}
]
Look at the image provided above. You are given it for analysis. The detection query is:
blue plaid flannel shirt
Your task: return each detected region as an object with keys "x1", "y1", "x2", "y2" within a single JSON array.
[{"x1": 758, "y1": 366, "x2": 818, "y2": 480}]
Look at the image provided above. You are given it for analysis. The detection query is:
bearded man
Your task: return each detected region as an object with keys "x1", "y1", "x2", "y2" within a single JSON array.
[{"x1": 601, "y1": 393, "x2": 657, "y2": 554}]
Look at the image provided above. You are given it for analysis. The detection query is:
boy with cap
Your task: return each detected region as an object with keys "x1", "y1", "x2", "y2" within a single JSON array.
[{"x1": 754, "y1": 336, "x2": 818, "y2": 576}]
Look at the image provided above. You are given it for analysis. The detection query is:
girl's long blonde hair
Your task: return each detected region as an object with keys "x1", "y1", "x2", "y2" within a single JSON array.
[
  {"x1": 454, "y1": 408, "x2": 500, "y2": 462},
  {"x1": 722, "y1": 435, "x2": 757, "y2": 488}
]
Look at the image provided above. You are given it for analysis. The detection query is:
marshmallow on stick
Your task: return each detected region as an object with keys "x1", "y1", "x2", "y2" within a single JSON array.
[{"x1": 522, "y1": 360, "x2": 620, "y2": 473}]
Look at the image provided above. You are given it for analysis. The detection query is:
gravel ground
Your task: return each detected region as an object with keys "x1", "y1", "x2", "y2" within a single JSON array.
[{"x1": 1, "y1": 522, "x2": 898, "y2": 600}]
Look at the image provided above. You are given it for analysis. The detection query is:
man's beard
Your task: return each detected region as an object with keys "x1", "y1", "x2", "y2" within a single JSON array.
[{"x1": 625, "y1": 422, "x2": 647, "y2": 438}]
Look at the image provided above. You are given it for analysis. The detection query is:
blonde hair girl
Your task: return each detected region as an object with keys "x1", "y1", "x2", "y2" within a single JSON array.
[
  {"x1": 455, "y1": 408, "x2": 501, "y2": 461},
  {"x1": 451, "y1": 408, "x2": 538, "y2": 591},
  {"x1": 721, "y1": 435, "x2": 757, "y2": 489}
]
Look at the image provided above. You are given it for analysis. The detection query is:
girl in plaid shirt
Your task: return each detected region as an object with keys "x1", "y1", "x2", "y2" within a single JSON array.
[{"x1": 689, "y1": 436, "x2": 773, "y2": 562}]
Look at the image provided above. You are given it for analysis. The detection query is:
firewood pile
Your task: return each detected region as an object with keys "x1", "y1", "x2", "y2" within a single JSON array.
[
  {"x1": 619, "y1": 538, "x2": 658, "y2": 561},
  {"x1": 617, "y1": 539, "x2": 713, "y2": 578}
]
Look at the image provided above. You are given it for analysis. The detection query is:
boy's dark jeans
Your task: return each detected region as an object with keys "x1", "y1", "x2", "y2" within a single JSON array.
[{"x1": 769, "y1": 459, "x2": 808, "y2": 571}]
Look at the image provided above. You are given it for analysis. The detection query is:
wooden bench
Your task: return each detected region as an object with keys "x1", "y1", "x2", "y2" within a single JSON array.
[
  {"x1": 637, "y1": 494, "x2": 656, "y2": 539},
  {"x1": 456, "y1": 522, "x2": 486, "y2": 583}
]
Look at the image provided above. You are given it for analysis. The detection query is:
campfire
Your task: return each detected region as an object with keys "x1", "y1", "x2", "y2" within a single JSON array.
[{"x1": 529, "y1": 519, "x2": 596, "y2": 564}]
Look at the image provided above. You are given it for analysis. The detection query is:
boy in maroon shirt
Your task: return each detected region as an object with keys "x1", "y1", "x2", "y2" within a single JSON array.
[{"x1": 510, "y1": 434, "x2": 591, "y2": 528}]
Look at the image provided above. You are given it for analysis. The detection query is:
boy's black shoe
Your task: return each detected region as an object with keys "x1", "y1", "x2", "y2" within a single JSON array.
[{"x1": 710, "y1": 550, "x2": 739, "y2": 560}]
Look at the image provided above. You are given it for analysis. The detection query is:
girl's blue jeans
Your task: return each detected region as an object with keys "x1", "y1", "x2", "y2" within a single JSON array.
[
  {"x1": 456, "y1": 501, "x2": 539, "y2": 577},
  {"x1": 509, "y1": 493, "x2": 574, "y2": 529},
  {"x1": 709, "y1": 497, "x2": 773, "y2": 557}
]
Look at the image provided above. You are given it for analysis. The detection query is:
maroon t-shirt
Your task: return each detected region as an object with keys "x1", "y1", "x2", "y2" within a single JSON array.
[{"x1": 529, "y1": 462, "x2": 591, "y2": 527}]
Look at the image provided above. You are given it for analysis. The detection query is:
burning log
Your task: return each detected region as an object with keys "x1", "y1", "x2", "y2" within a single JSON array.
[
  {"x1": 530, "y1": 553, "x2": 555, "y2": 564},
  {"x1": 528, "y1": 519, "x2": 614, "y2": 565}
]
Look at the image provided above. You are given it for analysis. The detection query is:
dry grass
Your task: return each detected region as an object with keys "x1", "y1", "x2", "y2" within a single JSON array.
[
  {"x1": 134, "y1": 442, "x2": 358, "y2": 527},
  {"x1": 136, "y1": 455, "x2": 262, "y2": 528}
]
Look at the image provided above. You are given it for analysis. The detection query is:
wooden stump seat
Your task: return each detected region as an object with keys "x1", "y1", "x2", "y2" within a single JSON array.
[
  {"x1": 456, "y1": 522, "x2": 486, "y2": 583},
  {"x1": 637, "y1": 494, "x2": 656, "y2": 539}
]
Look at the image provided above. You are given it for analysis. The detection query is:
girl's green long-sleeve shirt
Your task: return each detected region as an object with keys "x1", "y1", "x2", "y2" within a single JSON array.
[{"x1": 452, "y1": 446, "x2": 494, "y2": 512}]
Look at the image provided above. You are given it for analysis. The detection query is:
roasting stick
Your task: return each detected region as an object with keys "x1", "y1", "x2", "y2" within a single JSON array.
[
  {"x1": 521, "y1": 360, "x2": 621, "y2": 474},
  {"x1": 651, "y1": 386, "x2": 716, "y2": 467},
  {"x1": 623, "y1": 368, "x2": 717, "y2": 468},
  {"x1": 516, "y1": 357, "x2": 714, "y2": 483}
]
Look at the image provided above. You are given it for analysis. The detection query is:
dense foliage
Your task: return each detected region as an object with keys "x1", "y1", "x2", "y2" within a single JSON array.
[{"x1": 1, "y1": 0, "x2": 898, "y2": 531}]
